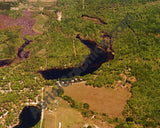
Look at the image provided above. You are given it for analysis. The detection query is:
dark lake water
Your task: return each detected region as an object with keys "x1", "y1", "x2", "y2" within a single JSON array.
[
  {"x1": 13, "y1": 106, "x2": 41, "y2": 128},
  {"x1": 17, "y1": 38, "x2": 32, "y2": 59},
  {"x1": 0, "y1": 38, "x2": 32, "y2": 68},
  {"x1": 38, "y1": 34, "x2": 114, "y2": 80},
  {"x1": 0, "y1": 59, "x2": 13, "y2": 67}
]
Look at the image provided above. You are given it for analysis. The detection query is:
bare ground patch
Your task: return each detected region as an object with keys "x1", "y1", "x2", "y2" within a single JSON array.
[
  {"x1": 0, "y1": 9, "x2": 40, "y2": 37},
  {"x1": 63, "y1": 82, "x2": 131, "y2": 117}
]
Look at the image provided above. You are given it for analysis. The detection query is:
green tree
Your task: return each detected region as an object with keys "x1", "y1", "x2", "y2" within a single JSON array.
[{"x1": 83, "y1": 103, "x2": 89, "y2": 109}]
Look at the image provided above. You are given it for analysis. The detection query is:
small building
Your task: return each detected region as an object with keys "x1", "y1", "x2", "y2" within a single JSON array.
[{"x1": 10, "y1": 7, "x2": 19, "y2": 10}]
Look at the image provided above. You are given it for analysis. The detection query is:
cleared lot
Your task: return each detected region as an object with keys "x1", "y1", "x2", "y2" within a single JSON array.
[{"x1": 63, "y1": 82, "x2": 131, "y2": 117}]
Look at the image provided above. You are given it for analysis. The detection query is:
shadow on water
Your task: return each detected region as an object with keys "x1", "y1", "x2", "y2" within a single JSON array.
[
  {"x1": 13, "y1": 106, "x2": 41, "y2": 128},
  {"x1": 38, "y1": 34, "x2": 114, "y2": 80}
]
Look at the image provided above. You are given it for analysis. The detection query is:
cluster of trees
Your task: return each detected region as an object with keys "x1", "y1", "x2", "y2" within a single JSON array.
[
  {"x1": 62, "y1": 95, "x2": 93, "y2": 117},
  {"x1": 62, "y1": 95, "x2": 75, "y2": 107},
  {"x1": 0, "y1": 29, "x2": 22, "y2": 59},
  {"x1": 0, "y1": 1, "x2": 19, "y2": 10}
]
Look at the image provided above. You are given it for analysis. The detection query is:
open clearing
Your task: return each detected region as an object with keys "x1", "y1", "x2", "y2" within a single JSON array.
[
  {"x1": 63, "y1": 82, "x2": 131, "y2": 117},
  {"x1": 44, "y1": 97, "x2": 83, "y2": 128},
  {"x1": 44, "y1": 87, "x2": 116, "y2": 128},
  {"x1": 0, "y1": 10, "x2": 39, "y2": 36}
]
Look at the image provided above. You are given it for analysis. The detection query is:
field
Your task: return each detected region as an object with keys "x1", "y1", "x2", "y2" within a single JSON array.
[
  {"x1": 63, "y1": 82, "x2": 131, "y2": 117},
  {"x1": 44, "y1": 86, "x2": 118, "y2": 128},
  {"x1": 44, "y1": 87, "x2": 84, "y2": 128}
]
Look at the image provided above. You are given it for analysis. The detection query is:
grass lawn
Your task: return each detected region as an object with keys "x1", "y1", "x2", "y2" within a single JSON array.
[{"x1": 44, "y1": 87, "x2": 84, "y2": 128}]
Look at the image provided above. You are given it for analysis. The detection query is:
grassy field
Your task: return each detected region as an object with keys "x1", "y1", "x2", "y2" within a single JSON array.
[
  {"x1": 44, "y1": 86, "x2": 120, "y2": 128},
  {"x1": 63, "y1": 82, "x2": 131, "y2": 117},
  {"x1": 44, "y1": 87, "x2": 84, "y2": 128}
]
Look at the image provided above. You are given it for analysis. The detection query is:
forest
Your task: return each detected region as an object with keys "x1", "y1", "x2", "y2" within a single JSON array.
[{"x1": 0, "y1": 0, "x2": 160, "y2": 127}]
